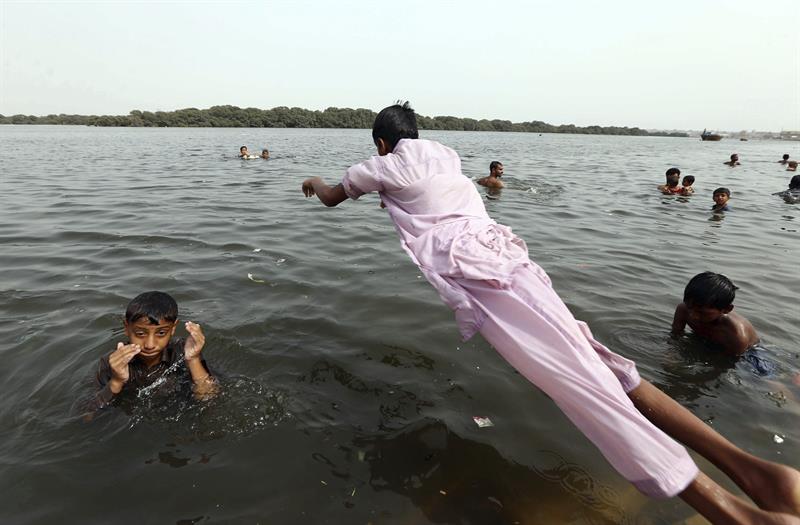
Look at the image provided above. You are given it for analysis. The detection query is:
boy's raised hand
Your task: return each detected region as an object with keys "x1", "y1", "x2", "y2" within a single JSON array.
[
  {"x1": 108, "y1": 342, "x2": 141, "y2": 393},
  {"x1": 302, "y1": 177, "x2": 320, "y2": 197},
  {"x1": 183, "y1": 321, "x2": 206, "y2": 362}
]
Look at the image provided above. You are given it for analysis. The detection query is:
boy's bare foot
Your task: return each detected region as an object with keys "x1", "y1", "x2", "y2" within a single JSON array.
[
  {"x1": 736, "y1": 460, "x2": 800, "y2": 517},
  {"x1": 681, "y1": 473, "x2": 800, "y2": 524}
]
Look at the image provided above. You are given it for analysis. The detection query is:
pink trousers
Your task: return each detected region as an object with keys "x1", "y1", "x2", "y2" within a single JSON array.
[{"x1": 458, "y1": 263, "x2": 699, "y2": 498}]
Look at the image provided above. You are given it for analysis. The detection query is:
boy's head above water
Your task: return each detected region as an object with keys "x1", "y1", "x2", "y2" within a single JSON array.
[
  {"x1": 124, "y1": 291, "x2": 179, "y2": 358},
  {"x1": 682, "y1": 175, "x2": 695, "y2": 187},
  {"x1": 489, "y1": 161, "x2": 504, "y2": 177},
  {"x1": 712, "y1": 187, "x2": 731, "y2": 207},
  {"x1": 372, "y1": 101, "x2": 419, "y2": 155},
  {"x1": 683, "y1": 272, "x2": 738, "y2": 320}
]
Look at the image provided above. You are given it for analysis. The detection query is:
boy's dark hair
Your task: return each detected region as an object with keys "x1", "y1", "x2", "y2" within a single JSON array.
[
  {"x1": 683, "y1": 175, "x2": 695, "y2": 184},
  {"x1": 790, "y1": 175, "x2": 800, "y2": 189},
  {"x1": 240, "y1": 146, "x2": 247, "y2": 152},
  {"x1": 683, "y1": 272, "x2": 738, "y2": 309},
  {"x1": 665, "y1": 167, "x2": 681, "y2": 177},
  {"x1": 125, "y1": 291, "x2": 178, "y2": 325},
  {"x1": 783, "y1": 154, "x2": 790, "y2": 160},
  {"x1": 490, "y1": 161, "x2": 503, "y2": 172},
  {"x1": 713, "y1": 187, "x2": 731, "y2": 197},
  {"x1": 372, "y1": 101, "x2": 419, "y2": 149}
]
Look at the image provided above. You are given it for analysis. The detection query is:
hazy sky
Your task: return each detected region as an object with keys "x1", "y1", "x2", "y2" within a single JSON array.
[{"x1": 1, "y1": 0, "x2": 798, "y2": 130}]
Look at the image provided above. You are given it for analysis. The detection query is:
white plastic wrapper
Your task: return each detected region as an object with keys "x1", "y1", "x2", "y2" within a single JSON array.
[{"x1": 473, "y1": 416, "x2": 494, "y2": 428}]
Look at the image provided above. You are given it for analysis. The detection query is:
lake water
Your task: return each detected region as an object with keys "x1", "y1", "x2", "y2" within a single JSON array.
[{"x1": 0, "y1": 126, "x2": 797, "y2": 524}]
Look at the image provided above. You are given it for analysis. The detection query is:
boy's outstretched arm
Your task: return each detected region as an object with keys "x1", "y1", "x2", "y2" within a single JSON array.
[
  {"x1": 302, "y1": 177, "x2": 348, "y2": 207},
  {"x1": 671, "y1": 303, "x2": 688, "y2": 334}
]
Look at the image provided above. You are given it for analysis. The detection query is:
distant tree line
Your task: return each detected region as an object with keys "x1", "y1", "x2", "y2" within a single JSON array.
[{"x1": 0, "y1": 105, "x2": 688, "y2": 137}]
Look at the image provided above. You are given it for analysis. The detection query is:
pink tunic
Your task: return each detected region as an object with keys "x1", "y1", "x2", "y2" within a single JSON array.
[{"x1": 341, "y1": 139, "x2": 698, "y2": 498}]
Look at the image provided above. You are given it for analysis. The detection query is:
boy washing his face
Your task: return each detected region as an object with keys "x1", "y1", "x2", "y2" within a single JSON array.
[{"x1": 93, "y1": 291, "x2": 217, "y2": 409}]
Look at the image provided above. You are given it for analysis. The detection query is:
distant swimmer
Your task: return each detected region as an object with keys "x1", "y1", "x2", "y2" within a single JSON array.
[
  {"x1": 787, "y1": 160, "x2": 798, "y2": 172},
  {"x1": 723, "y1": 153, "x2": 741, "y2": 167},
  {"x1": 476, "y1": 161, "x2": 505, "y2": 189},
  {"x1": 239, "y1": 145, "x2": 259, "y2": 160},
  {"x1": 779, "y1": 154, "x2": 790, "y2": 165},
  {"x1": 711, "y1": 187, "x2": 731, "y2": 212},
  {"x1": 260, "y1": 148, "x2": 270, "y2": 159},
  {"x1": 680, "y1": 175, "x2": 695, "y2": 195},
  {"x1": 773, "y1": 174, "x2": 800, "y2": 204},
  {"x1": 658, "y1": 167, "x2": 682, "y2": 194}
]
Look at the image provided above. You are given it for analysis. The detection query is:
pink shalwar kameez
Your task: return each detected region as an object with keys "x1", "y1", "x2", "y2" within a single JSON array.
[{"x1": 341, "y1": 139, "x2": 698, "y2": 498}]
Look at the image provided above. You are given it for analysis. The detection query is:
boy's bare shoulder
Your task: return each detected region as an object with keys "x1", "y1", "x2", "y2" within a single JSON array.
[{"x1": 718, "y1": 312, "x2": 759, "y2": 355}]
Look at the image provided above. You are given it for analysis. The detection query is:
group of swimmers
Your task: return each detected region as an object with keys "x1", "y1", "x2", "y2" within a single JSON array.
[
  {"x1": 726, "y1": 152, "x2": 799, "y2": 171},
  {"x1": 239, "y1": 145, "x2": 270, "y2": 160},
  {"x1": 658, "y1": 152, "x2": 800, "y2": 209},
  {"x1": 93, "y1": 103, "x2": 800, "y2": 524}
]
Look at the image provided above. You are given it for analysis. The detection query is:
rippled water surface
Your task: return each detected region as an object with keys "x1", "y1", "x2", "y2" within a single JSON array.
[{"x1": 1, "y1": 126, "x2": 798, "y2": 524}]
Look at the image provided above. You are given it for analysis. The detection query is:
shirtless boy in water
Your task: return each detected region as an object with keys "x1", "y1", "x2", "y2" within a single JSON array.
[
  {"x1": 724, "y1": 153, "x2": 741, "y2": 167},
  {"x1": 671, "y1": 272, "x2": 758, "y2": 356},
  {"x1": 476, "y1": 161, "x2": 505, "y2": 189}
]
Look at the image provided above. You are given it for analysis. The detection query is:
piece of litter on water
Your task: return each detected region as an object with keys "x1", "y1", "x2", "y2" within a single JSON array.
[
  {"x1": 473, "y1": 416, "x2": 494, "y2": 428},
  {"x1": 320, "y1": 480, "x2": 327, "y2": 486},
  {"x1": 439, "y1": 490, "x2": 447, "y2": 495},
  {"x1": 276, "y1": 258, "x2": 286, "y2": 264},
  {"x1": 247, "y1": 273, "x2": 266, "y2": 283},
  {"x1": 351, "y1": 488, "x2": 356, "y2": 497},
  {"x1": 253, "y1": 248, "x2": 262, "y2": 252},
  {"x1": 774, "y1": 434, "x2": 785, "y2": 444}
]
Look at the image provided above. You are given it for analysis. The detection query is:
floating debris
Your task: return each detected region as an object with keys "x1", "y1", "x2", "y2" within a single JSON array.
[
  {"x1": 350, "y1": 488, "x2": 356, "y2": 497},
  {"x1": 276, "y1": 258, "x2": 286, "y2": 264},
  {"x1": 320, "y1": 480, "x2": 327, "y2": 486},
  {"x1": 774, "y1": 434, "x2": 785, "y2": 444},
  {"x1": 439, "y1": 490, "x2": 447, "y2": 495},
  {"x1": 473, "y1": 416, "x2": 494, "y2": 428},
  {"x1": 247, "y1": 273, "x2": 266, "y2": 283},
  {"x1": 253, "y1": 248, "x2": 262, "y2": 252}
]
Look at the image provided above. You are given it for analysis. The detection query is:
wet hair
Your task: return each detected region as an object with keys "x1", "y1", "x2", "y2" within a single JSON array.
[
  {"x1": 683, "y1": 272, "x2": 737, "y2": 309},
  {"x1": 730, "y1": 153, "x2": 738, "y2": 159},
  {"x1": 682, "y1": 175, "x2": 695, "y2": 185},
  {"x1": 790, "y1": 174, "x2": 800, "y2": 189},
  {"x1": 240, "y1": 146, "x2": 247, "y2": 152},
  {"x1": 783, "y1": 154, "x2": 790, "y2": 160},
  {"x1": 713, "y1": 187, "x2": 731, "y2": 197},
  {"x1": 490, "y1": 161, "x2": 503, "y2": 173},
  {"x1": 372, "y1": 101, "x2": 419, "y2": 149},
  {"x1": 665, "y1": 167, "x2": 681, "y2": 177},
  {"x1": 125, "y1": 291, "x2": 178, "y2": 325}
]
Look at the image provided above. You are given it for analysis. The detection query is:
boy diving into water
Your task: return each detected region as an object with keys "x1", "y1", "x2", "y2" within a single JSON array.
[{"x1": 301, "y1": 102, "x2": 800, "y2": 524}]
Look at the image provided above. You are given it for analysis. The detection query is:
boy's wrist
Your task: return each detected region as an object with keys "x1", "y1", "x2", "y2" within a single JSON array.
[{"x1": 108, "y1": 377, "x2": 124, "y2": 394}]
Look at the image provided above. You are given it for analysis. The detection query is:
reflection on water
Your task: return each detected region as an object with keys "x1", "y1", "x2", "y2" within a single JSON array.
[
  {"x1": 350, "y1": 419, "x2": 639, "y2": 525},
  {"x1": 0, "y1": 126, "x2": 797, "y2": 523}
]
